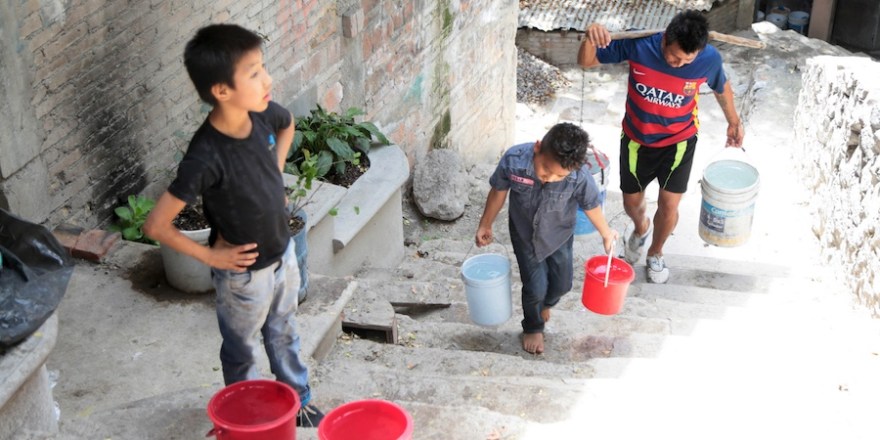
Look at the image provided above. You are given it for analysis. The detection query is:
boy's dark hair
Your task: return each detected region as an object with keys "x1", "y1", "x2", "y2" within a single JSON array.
[
  {"x1": 540, "y1": 123, "x2": 590, "y2": 170},
  {"x1": 184, "y1": 24, "x2": 264, "y2": 106},
  {"x1": 665, "y1": 10, "x2": 709, "y2": 54}
]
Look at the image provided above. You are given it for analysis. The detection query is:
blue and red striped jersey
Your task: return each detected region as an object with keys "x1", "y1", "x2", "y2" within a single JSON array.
[{"x1": 597, "y1": 33, "x2": 727, "y2": 147}]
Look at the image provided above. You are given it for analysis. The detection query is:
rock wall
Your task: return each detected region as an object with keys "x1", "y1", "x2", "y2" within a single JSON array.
[
  {"x1": 0, "y1": 0, "x2": 517, "y2": 228},
  {"x1": 794, "y1": 56, "x2": 880, "y2": 315}
]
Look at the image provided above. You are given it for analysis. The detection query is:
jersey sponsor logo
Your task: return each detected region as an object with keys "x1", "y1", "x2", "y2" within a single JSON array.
[
  {"x1": 634, "y1": 82, "x2": 685, "y2": 108},
  {"x1": 510, "y1": 174, "x2": 534, "y2": 186},
  {"x1": 683, "y1": 81, "x2": 698, "y2": 97}
]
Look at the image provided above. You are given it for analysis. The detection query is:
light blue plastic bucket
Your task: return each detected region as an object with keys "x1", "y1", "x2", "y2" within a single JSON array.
[
  {"x1": 574, "y1": 190, "x2": 606, "y2": 235},
  {"x1": 788, "y1": 11, "x2": 809, "y2": 35},
  {"x1": 699, "y1": 159, "x2": 760, "y2": 247},
  {"x1": 460, "y1": 253, "x2": 512, "y2": 326},
  {"x1": 766, "y1": 13, "x2": 787, "y2": 29}
]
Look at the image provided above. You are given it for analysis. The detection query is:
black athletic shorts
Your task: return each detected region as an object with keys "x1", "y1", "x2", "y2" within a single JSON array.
[{"x1": 618, "y1": 133, "x2": 697, "y2": 194}]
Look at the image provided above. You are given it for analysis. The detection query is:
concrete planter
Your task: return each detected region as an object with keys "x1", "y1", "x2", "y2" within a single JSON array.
[
  {"x1": 284, "y1": 144, "x2": 410, "y2": 277},
  {"x1": 159, "y1": 228, "x2": 213, "y2": 293},
  {"x1": 0, "y1": 313, "x2": 58, "y2": 437}
]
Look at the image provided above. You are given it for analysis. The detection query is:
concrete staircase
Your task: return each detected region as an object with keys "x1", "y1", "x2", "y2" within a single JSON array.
[{"x1": 301, "y1": 233, "x2": 878, "y2": 439}]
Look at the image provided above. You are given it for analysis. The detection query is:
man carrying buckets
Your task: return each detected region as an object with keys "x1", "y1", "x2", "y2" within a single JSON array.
[
  {"x1": 475, "y1": 123, "x2": 618, "y2": 355},
  {"x1": 578, "y1": 10, "x2": 745, "y2": 283}
]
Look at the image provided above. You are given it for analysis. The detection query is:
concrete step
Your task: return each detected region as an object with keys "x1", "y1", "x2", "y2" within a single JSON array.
[
  {"x1": 312, "y1": 357, "x2": 590, "y2": 424},
  {"x1": 395, "y1": 314, "x2": 670, "y2": 363},
  {"x1": 52, "y1": 386, "x2": 215, "y2": 440},
  {"x1": 324, "y1": 337, "x2": 597, "y2": 380}
]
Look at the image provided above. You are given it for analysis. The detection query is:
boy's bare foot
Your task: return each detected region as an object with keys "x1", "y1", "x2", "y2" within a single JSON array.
[
  {"x1": 522, "y1": 332, "x2": 544, "y2": 354},
  {"x1": 541, "y1": 307, "x2": 551, "y2": 323}
]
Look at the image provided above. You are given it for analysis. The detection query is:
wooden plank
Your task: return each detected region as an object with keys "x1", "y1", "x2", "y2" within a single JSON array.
[{"x1": 605, "y1": 29, "x2": 765, "y2": 49}]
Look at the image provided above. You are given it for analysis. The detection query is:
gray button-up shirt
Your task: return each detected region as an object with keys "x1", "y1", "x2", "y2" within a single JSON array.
[{"x1": 490, "y1": 143, "x2": 601, "y2": 261}]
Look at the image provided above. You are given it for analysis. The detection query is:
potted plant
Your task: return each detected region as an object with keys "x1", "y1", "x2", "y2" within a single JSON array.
[
  {"x1": 287, "y1": 105, "x2": 391, "y2": 188},
  {"x1": 161, "y1": 201, "x2": 212, "y2": 293},
  {"x1": 111, "y1": 195, "x2": 211, "y2": 293}
]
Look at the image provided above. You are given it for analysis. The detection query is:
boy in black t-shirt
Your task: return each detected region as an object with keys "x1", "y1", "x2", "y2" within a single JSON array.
[{"x1": 144, "y1": 24, "x2": 323, "y2": 427}]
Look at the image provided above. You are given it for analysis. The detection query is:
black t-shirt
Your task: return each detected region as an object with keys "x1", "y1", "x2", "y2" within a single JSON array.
[{"x1": 168, "y1": 101, "x2": 292, "y2": 270}]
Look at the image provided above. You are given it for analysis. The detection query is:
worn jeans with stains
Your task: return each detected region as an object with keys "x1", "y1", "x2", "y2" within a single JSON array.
[
  {"x1": 510, "y1": 232, "x2": 574, "y2": 334},
  {"x1": 212, "y1": 238, "x2": 311, "y2": 405}
]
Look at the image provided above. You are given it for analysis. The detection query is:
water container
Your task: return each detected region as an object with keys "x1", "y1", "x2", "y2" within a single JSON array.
[
  {"x1": 766, "y1": 13, "x2": 788, "y2": 29},
  {"x1": 207, "y1": 380, "x2": 300, "y2": 439},
  {"x1": 788, "y1": 11, "x2": 810, "y2": 35},
  {"x1": 698, "y1": 159, "x2": 760, "y2": 247},
  {"x1": 460, "y1": 253, "x2": 512, "y2": 326},
  {"x1": 582, "y1": 255, "x2": 635, "y2": 315},
  {"x1": 318, "y1": 400, "x2": 414, "y2": 440}
]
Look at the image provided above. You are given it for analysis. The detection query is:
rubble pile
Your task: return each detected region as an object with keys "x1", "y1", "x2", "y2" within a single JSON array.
[{"x1": 517, "y1": 47, "x2": 571, "y2": 105}]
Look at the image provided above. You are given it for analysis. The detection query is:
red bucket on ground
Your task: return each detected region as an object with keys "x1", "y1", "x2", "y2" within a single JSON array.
[
  {"x1": 582, "y1": 255, "x2": 635, "y2": 315},
  {"x1": 318, "y1": 399, "x2": 413, "y2": 440},
  {"x1": 207, "y1": 379, "x2": 300, "y2": 440}
]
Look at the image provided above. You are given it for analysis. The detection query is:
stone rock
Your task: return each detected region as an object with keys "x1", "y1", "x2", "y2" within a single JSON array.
[{"x1": 413, "y1": 149, "x2": 468, "y2": 221}]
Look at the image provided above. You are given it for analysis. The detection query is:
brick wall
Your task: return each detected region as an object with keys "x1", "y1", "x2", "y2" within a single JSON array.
[{"x1": 0, "y1": 0, "x2": 517, "y2": 228}]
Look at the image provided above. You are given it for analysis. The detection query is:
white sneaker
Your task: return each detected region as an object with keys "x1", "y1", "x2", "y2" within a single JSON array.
[
  {"x1": 623, "y1": 221, "x2": 652, "y2": 264},
  {"x1": 647, "y1": 255, "x2": 670, "y2": 284}
]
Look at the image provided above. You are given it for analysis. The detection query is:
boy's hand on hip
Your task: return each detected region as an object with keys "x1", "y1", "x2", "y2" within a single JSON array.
[
  {"x1": 211, "y1": 234, "x2": 259, "y2": 272},
  {"x1": 475, "y1": 227, "x2": 494, "y2": 247}
]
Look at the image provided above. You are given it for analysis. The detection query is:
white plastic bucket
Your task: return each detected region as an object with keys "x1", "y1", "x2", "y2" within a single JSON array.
[
  {"x1": 460, "y1": 253, "x2": 512, "y2": 326},
  {"x1": 788, "y1": 11, "x2": 810, "y2": 35},
  {"x1": 698, "y1": 160, "x2": 760, "y2": 247},
  {"x1": 766, "y1": 13, "x2": 787, "y2": 29}
]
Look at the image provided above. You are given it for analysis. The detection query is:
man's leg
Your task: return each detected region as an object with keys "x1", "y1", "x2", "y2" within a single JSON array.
[
  {"x1": 646, "y1": 135, "x2": 696, "y2": 283},
  {"x1": 647, "y1": 188, "x2": 683, "y2": 257},
  {"x1": 623, "y1": 192, "x2": 650, "y2": 236}
]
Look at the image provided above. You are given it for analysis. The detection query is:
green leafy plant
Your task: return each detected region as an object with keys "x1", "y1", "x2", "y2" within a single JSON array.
[
  {"x1": 110, "y1": 195, "x2": 157, "y2": 245},
  {"x1": 285, "y1": 150, "x2": 321, "y2": 218},
  {"x1": 287, "y1": 105, "x2": 390, "y2": 178}
]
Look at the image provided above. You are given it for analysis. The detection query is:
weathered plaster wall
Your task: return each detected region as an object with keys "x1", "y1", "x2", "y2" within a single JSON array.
[
  {"x1": 794, "y1": 56, "x2": 880, "y2": 315},
  {"x1": 0, "y1": 0, "x2": 517, "y2": 228}
]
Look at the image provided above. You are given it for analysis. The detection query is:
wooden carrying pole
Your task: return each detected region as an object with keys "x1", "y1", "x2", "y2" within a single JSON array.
[{"x1": 609, "y1": 29, "x2": 765, "y2": 49}]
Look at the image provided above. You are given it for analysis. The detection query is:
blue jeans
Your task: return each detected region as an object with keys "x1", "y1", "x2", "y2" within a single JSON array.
[
  {"x1": 212, "y1": 238, "x2": 311, "y2": 405},
  {"x1": 510, "y1": 233, "x2": 574, "y2": 334}
]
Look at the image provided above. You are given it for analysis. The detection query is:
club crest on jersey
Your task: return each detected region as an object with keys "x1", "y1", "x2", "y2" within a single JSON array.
[{"x1": 683, "y1": 81, "x2": 698, "y2": 97}]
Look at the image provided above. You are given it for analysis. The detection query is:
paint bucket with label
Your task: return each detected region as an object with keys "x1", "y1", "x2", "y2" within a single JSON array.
[{"x1": 698, "y1": 157, "x2": 760, "y2": 247}]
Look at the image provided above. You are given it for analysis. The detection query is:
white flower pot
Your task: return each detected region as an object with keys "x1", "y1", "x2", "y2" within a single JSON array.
[{"x1": 159, "y1": 228, "x2": 213, "y2": 293}]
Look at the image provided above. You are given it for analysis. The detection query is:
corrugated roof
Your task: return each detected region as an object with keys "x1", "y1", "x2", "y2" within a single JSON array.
[{"x1": 519, "y1": 0, "x2": 717, "y2": 32}]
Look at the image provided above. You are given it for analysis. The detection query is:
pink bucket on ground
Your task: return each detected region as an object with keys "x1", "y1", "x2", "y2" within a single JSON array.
[
  {"x1": 318, "y1": 399, "x2": 413, "y2": 440},
  {"x1": 582, "y1": 255, "x2": 635, "y2": 315},
  {"x1": 207, "y1": 380, "x2": 300, "y2": 440}
]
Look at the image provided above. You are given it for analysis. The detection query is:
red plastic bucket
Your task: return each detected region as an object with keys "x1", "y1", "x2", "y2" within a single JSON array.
[
  {"x1": 207, "y1": 380, "x2": 300, "y2": 440},
  {"x1": 318, "y1": 399, "x2": 413, "y2": 440},
  {"x1": 582, "y1": 255, "x2": 635, "y2": 315}
]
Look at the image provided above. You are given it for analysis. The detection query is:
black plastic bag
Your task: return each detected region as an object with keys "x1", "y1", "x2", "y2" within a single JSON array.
[{"x1": 0, "y1": 209, "x2": 73, "y2": 348}]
